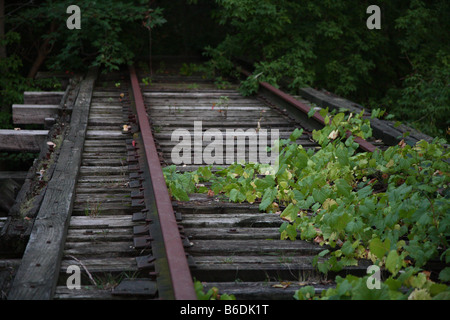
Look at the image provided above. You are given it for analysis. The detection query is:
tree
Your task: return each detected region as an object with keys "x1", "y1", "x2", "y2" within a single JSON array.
[
  {"x1": 0, "y1": 0, "x2": 5, "y2": 59},
  {"x1": 8, "y1": 0, "x2": 165, "y2": 77},
  {"x1": 206, "y1": 0, "x2": 449, "y2": 138}
]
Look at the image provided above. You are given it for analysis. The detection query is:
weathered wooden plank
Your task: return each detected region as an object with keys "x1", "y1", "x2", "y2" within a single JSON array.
[
  {"x1": 158, "y1": 139, "x2": 316, "y2": 148},
  {"x1": 174, "y1": 201, "x2": 261, "y2": 215},
  {"x1": 68, "y1": 216, "x2": 138, "y2": 229},
  {"x1": 0, "y1": 217, "x2": 8, "y2": 230},
  {"x1": 8, "y1": 68, "x2": 98, "y2": 300},
  {"x1": 23, "y1": 91, "x2": 64, "y2": 105},
  {"x1": 65, "y1": 228, "x2": 133, "y2": 242},
  {"x1": 84, "y1": 140, "x2": 127, "y2": 147},
  {"x1": 74, "y1": 194, "x2": 131, "y2": 205},
  {"x1": 53, "y1": 286, "x2": 135, "y2": 300},
  {"x1": 72, "y1": 204, "x2": 136, "y2": 216},
  {"x1": 86, "y1": 130, "x2": 124, "y2": 139},
  {"x1": 143, "y1": 92, "x2": 243, "y2": 98},
  {"x1": 297, "y1": 87, "x2": 435, "y2": 146},
  {"x1": 81, "y1": 158, "x2": 129, "y2": 166},
  {"x1": 186, "y1": 239, "x2": 323, "y2": 256},
  {"x1": 63, "y1": 241, "x2": 138, "y2": 257},
  {"x1": 75, "y1": 186, "x2": 130, "y2": 194},
  {"x1": 59, "y1": 257, "x2": 137, "y2": 273},
  {"x1": 183, "y1": 227, "x2": 282, "y2": 240},
  {"x1": 0, "y1": 130, "x2": 48, "y2": 152},
  {"x1": 151, "y1": 120, "x2": 293, "y2": 128},
  {"x1": 0, "y1": 171, "x2": 28, "y2": 181},
  {"x1": 79, "y1": 166, "x2": 128, "y2": 176},
  {"x1": 201, "y1": 281, "x2": 333, "y2": 300},
  {"x1": 12, "y1": 104, "x2": 60, "y2": 124},
  {"x1": 180, "y1": 214, "x2": 283, "y2": 228}
]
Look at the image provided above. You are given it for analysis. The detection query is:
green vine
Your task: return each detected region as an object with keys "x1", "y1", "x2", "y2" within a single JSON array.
[{"x1": 163, "y1": 110, "x2": 450, "y2": 300}]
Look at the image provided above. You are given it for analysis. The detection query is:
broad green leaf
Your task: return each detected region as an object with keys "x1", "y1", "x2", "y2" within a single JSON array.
[
  {"x1": 290, "y1": 128, "x2": 304, "y2": 141},
  {"x1": 341, "y1": 240, "x2": 355, "y2": 256},
  {"x1": 369, "y1": 238, "x2": 391, "y2": 260},
  {"x1": 357, "y1": 185, "x2": 372, "y2": 200},
  {"x1": 385, "y1": 250, "x2": 401, "y2": 276},
  {"x1": 171, "y1": 185, "x2": 190, "y2": 201},
  {"x1": 351, "y1": 279, "x2": 390, "y2": 300},
  {"x1": 229, "y1": 188, "x2": 245, "y2": 203},
  {"x1": 322, "y1": 198, "x2": 338, "y2": 211},
  {"x1": 439, "y1": 267, "x2": 450, "y2": 282},
  {"x1": 318, "y1": 249, "x2": 330, "y2": 257},
  {"x1": 408, "y1": 289, "x2": 432, "y2": 300},
  {"x1": 332, "y1": 113, "x2": 345, "y2": 127},
  {"x1": 429, "y1": 283, "x2": 448, "y2": 297},
  {"x1": 294, "y1": 286, "x2": 316, "y2": 300},
  {"x1": 335, "y1": 179, "x2": 352, "y2": 197},
  {"x1": 335, "y1": 146, "x2": 349, "y2": 166},
  {"x1": 259, "y1": 187, "x2": 278, "y2": 211},
  {"x1": 312, "y1": 188, "x2": 327, "y2": 204},
  {"x1": 280, "y1": 203, "x2": 298, "y2": 223}
]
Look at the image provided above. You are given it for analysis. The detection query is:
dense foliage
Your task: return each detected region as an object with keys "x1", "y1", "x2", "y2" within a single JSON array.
[
  {"x1": 2, "y1": 1, "x2": 448, "y2": 137},
  {"x1": 204, "y1": 0, "x2": 449, "y2": 138},
  {"x1": 4, "y1": 0, "x2": 164, "y2": 74},
  {"x1": 164, "y1": 110, "x2": 450, "y2": 300},
  {"x1": 0, "y1": 1, "x2": 222, "y2": 115}
]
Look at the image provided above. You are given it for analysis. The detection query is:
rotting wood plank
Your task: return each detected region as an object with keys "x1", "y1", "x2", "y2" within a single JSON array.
[
  {"x1": 59, "y1": 257, "x2": 137, "y2": 274},
  {"x1": 201, "y1": 281, "x2": 333, "y2": 300},
  {"x1": 0, "y1": 130, "x2": 48, "y2": 152},
  {"x1": 53, "y1": 286, "x2": 138, "y2": 300},
  {"x1": 68, "y1": 215, "x2": 139, "y2": 229},
  {"x1": 63, "y1": 241, "x2": 139, "y2": 258},
  {"x1": 8, "y1": 67, "x2": 98, "y2": 300},
  {"x1": 186, "y1": 239, "x2": 323, "y2": 256},
  {"x1": 64, "y1": 228, "x2": 134, "y2": 242},
  {"x1": 12, "y1": 104, "x2": 60, "y2": 125},
  {"x1": 297, "y1": 87, "x2": 436, "y2": 146},
  {"x1": 23, "y1": 91, "x2": 64, "y2": 105}
]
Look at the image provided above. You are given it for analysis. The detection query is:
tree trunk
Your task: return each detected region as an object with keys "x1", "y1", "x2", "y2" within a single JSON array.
[
  {"x1": 0, "y1": 0, "x2": 6, "y2": 59},
  {"x1": 27, "y1": 21, "x2": 56, "y2": 79}
]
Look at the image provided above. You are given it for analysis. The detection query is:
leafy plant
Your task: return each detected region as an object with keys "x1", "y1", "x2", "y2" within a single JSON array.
[
  {"x1": 7, "y1": 1, "x2": 166, "y2": 73},
  {"x1": 141, "y1": 77, "x2": 151, "y2": 86},
  {"x1": 163, "y1": 109, "x2": 450, "y2": 300},
  {"x1": 194, "y1": 280, "x2": 236, "y2": 300},
  {"x1": 206, "y1": 0, "x2": 449, "y2": 138}
]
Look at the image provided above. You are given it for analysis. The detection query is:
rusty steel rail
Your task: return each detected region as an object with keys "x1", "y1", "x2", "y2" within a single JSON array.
[
  {"x1": 129, "y1": 66, "x2": 196, "y2": 300},
  {"x1": 240, "y1": 69, "x2": 377, "y2": 153}
]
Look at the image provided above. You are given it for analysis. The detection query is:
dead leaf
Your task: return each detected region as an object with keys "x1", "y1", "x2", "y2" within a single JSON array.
[
  {"x1": 314, "y1": 235, "x2": 324, "y2": 244},
  {"x1": 272, "y1": 281, "x2": 291, "y2": 289},
  {"x1": 207, "y1": 189, "x2": 215, "y2": 197},
  {"x1": 422, "y1": 271, "x2": 431, "y2": 280},
  {"x1": 328, "y1": 129, "x2": 339, "y2": 140}
]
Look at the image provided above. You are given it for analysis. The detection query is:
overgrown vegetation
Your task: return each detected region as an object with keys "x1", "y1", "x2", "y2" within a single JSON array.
[
  {"x1": 203, "y1": 0, "x2": 449, "y2": 138},
  {"x1": 164, "y1": 110, "x2": 450, "y2": 300},
  {"x1": 194, "y1": 280, "x2": 236, "y2": 300},
  {"x1": 3, "y1": 1, "x2": 447, "y2": 137}
]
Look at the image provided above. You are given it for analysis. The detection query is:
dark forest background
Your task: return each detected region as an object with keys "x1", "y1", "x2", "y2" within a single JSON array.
[{"x1": 1, "y1": 0, "x2": 449, "y2": 139}]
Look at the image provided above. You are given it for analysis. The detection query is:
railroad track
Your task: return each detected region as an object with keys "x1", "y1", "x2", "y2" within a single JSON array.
[
  {"x1": 1, "y1": 59, "x2": 438, "y2": 300},
  {"x1": 132, "y1": 64, "x2": 375, "y2": 300}
]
